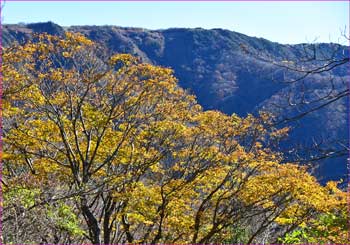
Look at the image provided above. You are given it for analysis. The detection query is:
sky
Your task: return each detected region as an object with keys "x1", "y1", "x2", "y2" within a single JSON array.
[{"x1": 2, "y1": 1, "x2": 349, "y2": 45}]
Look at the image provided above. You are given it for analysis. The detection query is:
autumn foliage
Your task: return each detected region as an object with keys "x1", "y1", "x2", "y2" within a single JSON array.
[{"x1": 2, "y1": 33, "x2": 348, "y2": 244}]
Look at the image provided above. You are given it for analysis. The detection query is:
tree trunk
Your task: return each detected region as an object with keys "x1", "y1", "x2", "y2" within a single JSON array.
[{"x1": 81, "y1": 196, "x2": 101, "y2": 244}]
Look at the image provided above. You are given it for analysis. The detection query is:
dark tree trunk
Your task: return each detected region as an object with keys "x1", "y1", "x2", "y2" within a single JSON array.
[{"x1": 81, "y1": 196, "x2": 101, "y2": 244}]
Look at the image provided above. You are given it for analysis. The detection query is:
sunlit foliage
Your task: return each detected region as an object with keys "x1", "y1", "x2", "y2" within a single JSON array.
[{"x1": 2, "y1": 33, "x2": 347, "y2": 244}]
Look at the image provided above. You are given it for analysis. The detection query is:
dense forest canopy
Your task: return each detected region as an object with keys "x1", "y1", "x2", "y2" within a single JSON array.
[{"x1": 2, "y1": 33, "x2": 348, "y2": 244}]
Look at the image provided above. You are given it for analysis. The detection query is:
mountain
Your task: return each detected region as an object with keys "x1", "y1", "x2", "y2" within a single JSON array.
[{"x1": 3, "y1": 22, "x2": 349, "y2": 183}]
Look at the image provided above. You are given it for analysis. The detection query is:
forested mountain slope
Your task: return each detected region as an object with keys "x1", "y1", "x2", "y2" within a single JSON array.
[{"x1": 3, "y1": 21, "x2": 348, "y2": 182}]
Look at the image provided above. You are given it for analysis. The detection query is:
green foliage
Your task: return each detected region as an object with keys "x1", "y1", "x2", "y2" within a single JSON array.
[
  {"x1": 5, "y1": 187, "x2": 40, "y2": 209},
  {"x1": 47, "y1": 202, "x2": 85, "y2": 236},
  {"x1": 279, "y1": 211, "x2": 349, "y2": 244},
  {"x1": 278, "y1": 228, "x2": 312, "y2": 244}
]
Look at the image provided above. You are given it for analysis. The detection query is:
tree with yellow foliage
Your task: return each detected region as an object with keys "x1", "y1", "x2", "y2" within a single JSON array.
[{"x1": 2, "y1": 33, "x2": 348, "y2": 244}]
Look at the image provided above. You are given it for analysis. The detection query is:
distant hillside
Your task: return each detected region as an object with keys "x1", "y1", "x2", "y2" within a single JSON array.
[{"x1": 3, "y1": 22, "x2": 349, "y2": 183}]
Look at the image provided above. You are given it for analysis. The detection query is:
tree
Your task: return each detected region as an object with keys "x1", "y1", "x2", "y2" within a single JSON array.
[
  {"x1": 240, "y1": 38, "x2": 349, "y2": 181},
  {"x1": 2, "y1": 33, "x2": 347, "y2": 244}
]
